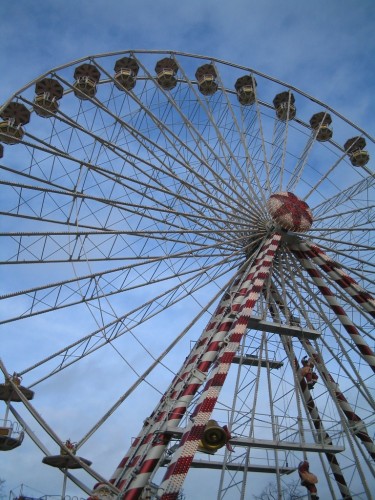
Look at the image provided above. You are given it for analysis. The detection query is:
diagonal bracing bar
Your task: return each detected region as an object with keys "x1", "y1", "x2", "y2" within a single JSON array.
[{"x1": 291, "y1": 245, "x2": 375, "y2": 461}]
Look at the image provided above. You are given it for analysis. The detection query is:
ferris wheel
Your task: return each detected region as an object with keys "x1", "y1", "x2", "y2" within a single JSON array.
[{"x1": 0, "y1": 50, "x2": 374, "y2": 500}]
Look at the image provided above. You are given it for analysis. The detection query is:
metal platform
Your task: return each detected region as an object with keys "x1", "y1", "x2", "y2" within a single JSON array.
[
  {"x1": 247, "y1": 316, "x2": 320, "y2": 340},
  {"x1": 163, "y1": 457, "x2": 295, "y2": 474},
  {"x1": 230, "y1": 436, "x2": 344, "y2": 454},
  {"x1": 164, "y1": 426, "x2": 344, "y2": 454},
  {"x1": 232, "y1": 354, "x2": 283, "y2": 369}
]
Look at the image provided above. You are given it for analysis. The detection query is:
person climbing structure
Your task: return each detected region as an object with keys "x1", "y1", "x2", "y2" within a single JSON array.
[
  {"x1": 298, "y1": 460, "x2": 319, "y2": 499},
  {"x1": 301, "y1": 356, "x2": 318, "y2": 389}
]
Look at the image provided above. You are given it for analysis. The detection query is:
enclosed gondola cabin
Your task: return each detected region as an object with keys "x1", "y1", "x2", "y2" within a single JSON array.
[
  {"x1": 0, "y1": 102, "x2": 30, "y2": 144},
  {"x1": 195, "y1": 64, "x2": 218, "y2": 96},
  {"x1": 344, "y1": 136, "x2": 370, "y2": 167},
  {"x1": 33, "y1": 78, "x2": 64, "y2": 118},
  {"x1": 235, "y1": 75, "x2": 257, "y2": 105},
  {"x1": 310, "y1": 112, "x2": 333, "y2": 142},
  {"x1": 73, "y1": 64, "x2": 101, "y2": 100},
  {"x1": 114, "y1": 57, "x2": 139, "y2": 91},
  {"x1": 273, "y1": 91, "x2": 296, "y2": 121},
  {"x1": 155, "y1": 58, "x2": 179, "y2": 90}
]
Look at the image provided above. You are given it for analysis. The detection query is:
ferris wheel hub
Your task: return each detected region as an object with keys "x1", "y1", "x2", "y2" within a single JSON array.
[{"x1": 267, "y1": 192, "x2": 313, "y2": 232}]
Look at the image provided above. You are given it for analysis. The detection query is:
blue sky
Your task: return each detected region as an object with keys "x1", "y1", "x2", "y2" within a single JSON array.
[
  {"x1": 0, "y1": 0, "x2": 374, "y2": 498},
  {"x1": 1, "y1": 0, "x2": 374, "y2": 133}
]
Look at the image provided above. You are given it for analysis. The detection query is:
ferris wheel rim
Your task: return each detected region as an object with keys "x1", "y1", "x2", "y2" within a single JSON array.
[{"x1": 2, "y1": 48, "x2": 373, "y2": 144}]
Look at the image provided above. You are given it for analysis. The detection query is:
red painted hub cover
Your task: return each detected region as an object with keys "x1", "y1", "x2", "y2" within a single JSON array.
[{"x1": 267, "y1": 192, "x2": 313, "y2": 232}]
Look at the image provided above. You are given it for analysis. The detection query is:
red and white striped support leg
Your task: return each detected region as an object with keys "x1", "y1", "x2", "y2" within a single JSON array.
[
  {"x1": 284, "y1": 340, "x2": 351, "y2": 500},
  {"x1": 268, "y1": 288, "x2": 352, "y2": 498},
  {"x1": 110, "y1": 261, "x2": 263, "y2": 493},
  {"x1": 303, "y1": 241, "x2": 375, "y2": 318},
  {"x1": 303, "y1": 334, "x2": 375, "y2": 462},
  {"x1": 292, "y1": 246, "x2": 375, "y2": 373},
  {"x1": 303, "y1": 339, "x2": 375, "y2": 461},
  {"x1": 158, "y1": 233, "x2": 281, "y2": 500},
  {"x1": 320, "y1": 371, "x2": 375, "y2": 461}
]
